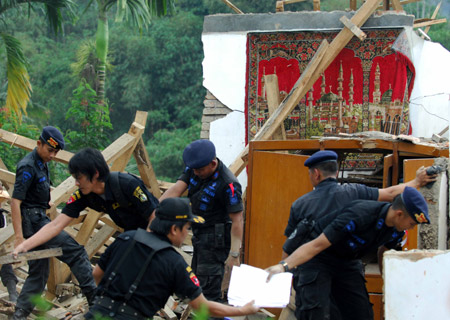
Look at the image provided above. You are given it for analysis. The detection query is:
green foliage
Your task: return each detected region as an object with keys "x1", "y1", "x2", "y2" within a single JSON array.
[
  {"x1": 193, "y1": 303, "x2": 210, "y2": 320},
  {"x1": 144, "y1": 122, "x2": 200, "y2": 182},
  {"x1": 64, "y1": 80, "x2": 112, "y2": 151}
]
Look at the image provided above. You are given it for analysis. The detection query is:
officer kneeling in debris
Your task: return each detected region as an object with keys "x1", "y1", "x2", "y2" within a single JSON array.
[{"x1": 85, "y1": 197, "x2": 259, "y2": 320}]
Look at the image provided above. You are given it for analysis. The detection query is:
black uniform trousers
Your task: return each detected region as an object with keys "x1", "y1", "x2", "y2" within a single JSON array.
[
  {"x1": 191, "y1": 224, "x2": 230, "y2": 302},
  {"x1": 294, "y1": 253, "x2": 373, "y2": 320},
  {"x1": 17, "y1": 208, "x2": 96, "y2": 313},
  {"x1": 0, "y1": 264, "x2": 18, "y2": 286}
]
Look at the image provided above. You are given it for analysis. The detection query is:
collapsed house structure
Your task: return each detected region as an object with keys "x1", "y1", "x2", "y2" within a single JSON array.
[{"x1": 0, "y1": 0, "x2": 449, "y2": 319}]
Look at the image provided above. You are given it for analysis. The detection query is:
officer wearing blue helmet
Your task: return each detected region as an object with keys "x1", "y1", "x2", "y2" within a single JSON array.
[
  {"x1": 160, "y1": 139, "x2": 243, "y2": 304},
  {"x1": 281, "y1": 149, "x2": 435, "y2": 319},
  {"x1": 267, "y1": 187, "x2": 430, "y2": 320},
  {"x1": 10, "y1": 127, "x2": 96, "y2": 320}
]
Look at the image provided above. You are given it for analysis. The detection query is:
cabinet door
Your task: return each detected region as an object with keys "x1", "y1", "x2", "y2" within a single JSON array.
[{"x1": 246, "y1": 151, "x2": 312, "y2": 268}]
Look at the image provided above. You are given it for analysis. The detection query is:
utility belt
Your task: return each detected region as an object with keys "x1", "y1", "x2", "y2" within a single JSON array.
[
  {"x1": 21, "y1": 207, "x2": 46, "y2": 216},
  {"x1": 93, "y1": 295, "x2": 151, "y2": 320},
  {"x1": 193, "y1": 222, "x2": 231, "y2": 249}
]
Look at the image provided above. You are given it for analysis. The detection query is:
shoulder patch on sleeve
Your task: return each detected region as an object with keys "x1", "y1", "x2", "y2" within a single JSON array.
[
  {"x1": 22, "y1": 171, "x2": 32, "y2": 184},
  {"x1": 186, "y1": 266, "x2": 200, "y2": 287},
  {"x1": 66, "y1": 190, "x2": 81, "y2": 205},
  {"x1": 133, "y1": 186, "x2": 148, "y2": 202}
]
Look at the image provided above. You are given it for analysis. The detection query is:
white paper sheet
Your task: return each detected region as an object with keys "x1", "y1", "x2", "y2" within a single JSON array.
[{"x1": 227, "y1": 264, "x2": 292, "y2": 308}]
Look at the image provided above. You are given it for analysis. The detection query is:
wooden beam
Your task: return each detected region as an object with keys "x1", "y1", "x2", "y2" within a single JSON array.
[
  {"x1": 391, "y1": 0, "x2": 403, "y2": 10},
  {"x1": 85, "y1": 224, "x2": 117, "y2": 258},
  {"x1": 221, "y1": 0, "x2": 243, "y2": 14},
  {"x1": 133, "y1": 138, "x2": 162, "y2": 198},
  {"x1": 313, "y1": 0, "x2": 320, "y2": 11},
  {"x1": 0, "y1": 225, "x2": 14, "y2": 247},
  {"x1": 0, "y1": 158, "x2": 13, "y2": 192},
  {"x1": 0, "y1": 248, "x2": 62, "y2": 264},
  {"x1": 229, "y1": 0, "x2": 383, "y2": 177},
  {"x1": 0, "y1": 168, "x2": 15, "y2": 186},
  {"x1": 424, "y1": 1, "x2": 442, "y2": 34},
  {"x1": 264, "y1": 74, "x2": 286, "y2": 141},
  {"x1": 0, "y1": 129, "x2": 73, "y2": 164},
  {"x1": 350, "y1": 0, "x2": 357, "y2": 10},
  {"x1": 414, "y1": 18, "x2": 447, "y2": 29},
  {"x1": 340, "y1": 16, "x2": 367, "y2": 41}
]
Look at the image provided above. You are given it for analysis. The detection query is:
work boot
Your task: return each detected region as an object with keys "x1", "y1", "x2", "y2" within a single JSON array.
[
  {"x1": 12, "y1": 308, "x2": 29, "y2": 320},
  {"x1": 83, "y1": 289, "x2": 97, "y2": 306},
  {"x1": 6, "y1": 280, "x2": 18, "y2": 303}
]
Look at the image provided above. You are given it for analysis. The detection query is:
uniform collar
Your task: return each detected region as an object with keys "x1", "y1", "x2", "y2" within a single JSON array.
[
  {"x1": 103, "y1": 174, "x2": 115, "y2": 201},
  {"x1": 316, "y1": 177, "x2": 338, "y2": 188},
  {"x1": 32, "y1": 148, "x2": 46, "y2": 170}
]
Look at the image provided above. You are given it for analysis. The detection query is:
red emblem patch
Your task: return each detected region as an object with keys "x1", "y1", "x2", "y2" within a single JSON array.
[
  {"x1": 66, "y1": 195, "x2": 76, "y2": 204},
  {"x1": 190, "y1": 273, "x2": 200, "y2": 287}
]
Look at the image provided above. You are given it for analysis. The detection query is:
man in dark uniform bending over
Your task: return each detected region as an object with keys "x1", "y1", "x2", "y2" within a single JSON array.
[
  {"x1": 11, "y1": 127, "x2": 96, "y2": 320},
  {"x1": 268, "y1": 187, "x2": 430, "y2": 320},
  {"x1": 85, "y1": 198, "x2": 258, "y2": 320},
  {"x1": 13, "y1": 148, "x2": 159, "y2": 258},
  {"x1": 160, "y1": 140, "x2": 243, "y2": 303}
]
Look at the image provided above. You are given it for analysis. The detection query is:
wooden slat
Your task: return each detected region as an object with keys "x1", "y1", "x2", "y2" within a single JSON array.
[
  {"x1": 0, "y1": 248, "x2": 62, "y2": 264},
  {"x1": 85, "y1": 224, "x2": 117, "y2": 258},
  {"x1": 391, "y1": 0, "x2": 403, "y2": 10},
  {"x1": 264, "y1": 74, "x2": 286, "y2": 141},
  {"x1": 413, "y1": 18, "x2": 447, "y2": 29},
  {"x1": 134, "y1": 138, "x2": 162, "y2": 198},
  {"x1": 0, "y1": 225, "x2": 14, "y2": 247},
  {"x1": 425, "y1": 1, "x2": 442, "y2": 34},
  {"x1": 221, "y1": 0, "x2": 243, "y2": 14},
  {"x1": 0, "y1": 168, "x2": 15, "y2": 186},
  {"x1": 340, "y1": 16, "x2": 367, "y2": 41},
  {"x1": 0, "y1": 129, "x2": 73, "y2": 164}
]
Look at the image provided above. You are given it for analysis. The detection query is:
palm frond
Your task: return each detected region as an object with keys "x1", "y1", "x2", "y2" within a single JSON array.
[{"x1": 1, "y1": 32, "x2": 32, "y2": 117}]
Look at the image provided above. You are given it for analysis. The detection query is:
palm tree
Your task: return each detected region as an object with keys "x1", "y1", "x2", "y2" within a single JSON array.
[
  {"x1": 84, "y1": 0, "x2": 172, "y2": 106},
  {"x1": 0, "y1": 0, "x2": 75, "y2": 118}
]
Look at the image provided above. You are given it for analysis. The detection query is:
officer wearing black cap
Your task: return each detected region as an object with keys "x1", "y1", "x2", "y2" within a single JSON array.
[
  {"x1": 85, "y1": 198, "x2": 258, "y2": 320},
  {"x1": 11, "y1": 127, "x2": 96, "y2": 320},
  {"x1": 267, "y1": 187, "x2": 430, "y2": 320},
  {"x1": 282, "y1": 149, "x2": 435, "y2": 319},
  {"x1": 160, "y1": 139, "x2": 244, "y2": 303}
]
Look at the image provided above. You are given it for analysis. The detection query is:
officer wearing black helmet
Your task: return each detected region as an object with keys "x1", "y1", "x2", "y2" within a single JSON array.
[
  {"x1": 160, "y1": 140, "x2": 243, "y2": 303},
  {"x1": 11, "y1": 127, "x2": 96, "y2": 320},
  {"x1": 268, "y1": 187, "x2": 430, "y2": 320},
  {"x1": 85, "y1": 198, "x2": 258, "y2": 320}
]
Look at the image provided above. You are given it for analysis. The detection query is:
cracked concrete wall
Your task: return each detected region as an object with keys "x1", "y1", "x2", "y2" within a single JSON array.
[{"x1": 418, "y1": 157, "x2": 449, "y2": 250}]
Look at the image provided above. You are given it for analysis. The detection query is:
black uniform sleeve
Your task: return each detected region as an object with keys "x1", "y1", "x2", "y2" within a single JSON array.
[
  {"x1": 124, "y1": 177, "x2": 158, "y2": 221},
  {"x1": 61, "y1": 190, "x2": 89, "y2": 218},
  {"x1": 351, "y1": 184, "x2": 379, "y2": 201},
  {"x1": 284, "y1": 202, "x2": 299, "y2": 237},
  {"x1": 383, "y1": 232, "x2": 404, "y2": 250},
  {"x1": 322, "y1": 203, "x2": 373, "y2": 245},
  {"x1": 178, "y1": 167, "x2": 191, "y2": 184},
  {"x1": 12, "y1": 164, "x2": 35, "y2": 201},
  {"x1": 223, "y1": 181, "x2": 243, "y2": 214},
  {"x1": 173, "y1": 256, "x2": 202, "y2": 301}
]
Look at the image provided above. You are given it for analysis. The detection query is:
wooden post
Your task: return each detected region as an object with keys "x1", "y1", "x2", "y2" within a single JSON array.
[
  {"x1": 313, "y1": 0, "x2": 320, "y2": 11},
  {"x1": 264, "y1": 74, "x2": 286, "y2": 141},
  {"x1": 350, "y1": 0, "x2": 357, "y2": 11},
  {"x1": 424, "y1": 1, "x2": 442, "y2": 34},
  {"x1": 133, "y1": 138, "x2": 162, "y2": 198},
  {"x1": 228, "y1": 0, "x2": 383, "y2": 177}
]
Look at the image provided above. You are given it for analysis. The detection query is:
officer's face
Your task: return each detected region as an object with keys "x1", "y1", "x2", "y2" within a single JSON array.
[
  {"x1": 73, "y1": 173, "x2": 96, "y2": 195},
  {"x1": 395, "y1": 211, "x2": 417, "y2": 231},
  {"x1": 36, "y1": 140, "x2": 59, "y2": 163},
  {"x1": 173, "y1": 222, "x2": 191, "y2": 247},
  {"x1": 193, "y1": 162, "x2": 215, "y2": 180}
]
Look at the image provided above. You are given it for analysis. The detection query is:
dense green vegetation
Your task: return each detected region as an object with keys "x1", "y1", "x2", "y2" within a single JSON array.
[{"x1": 1, "y1": 0, "x2": 449, "y2": 184}]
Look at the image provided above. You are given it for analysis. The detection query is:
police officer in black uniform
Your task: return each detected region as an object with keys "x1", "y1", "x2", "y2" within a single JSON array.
[
  {"x1": 14, "y1": 147, "x2": 159, "y2": 257},
  {"x1": 11, "y1": 127, "x2": 96, "y2": 320},
  {"x1": 160, "y1": 140, "x2": 243, "y2": 303},
  {"x1": 85, "y1": 197, "x2": 258, "y2": 320},
  {"x1": 281, "y1": 150, "x2": 434, "y2": 319},
  {"x1": 268, "y1": 187, "x2": 430, "y2": 320}
]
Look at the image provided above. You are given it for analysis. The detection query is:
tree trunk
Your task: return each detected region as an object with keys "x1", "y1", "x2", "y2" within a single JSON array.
[{"x1": 96, "y1": 2, "x2": 108, "y2": 106}]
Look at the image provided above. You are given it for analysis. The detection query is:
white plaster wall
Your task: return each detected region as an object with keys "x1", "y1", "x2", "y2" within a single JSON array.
[
  {"x1": 409, "y1": 31, "x2": 450, "y2": 139},
  {"x1": 202, "y1": 32, "x2": 248, "y2": 188},
  {"x1": 438, "y1": 173, "x2": 448, "y2": 250},
  {"x1": 384, "y1": 250, "x2": 450, "y2": 319}
]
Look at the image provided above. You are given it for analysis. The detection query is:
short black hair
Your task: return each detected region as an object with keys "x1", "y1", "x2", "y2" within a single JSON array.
[
  {"x1": 150, "y1": 219, "x2": 187, "y2": 235},
  {"x1": 311, "y1": 161, "x2": 338, "y2": 176},
  {"x1": 68, "y1": 148, "x2": 109, "y2": 182},
  {"x1": 392, "y1": 194, "x2": 407, "y2": 212}
]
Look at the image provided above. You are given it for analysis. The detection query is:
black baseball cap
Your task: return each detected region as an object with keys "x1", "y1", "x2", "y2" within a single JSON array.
[{"x1": 156, "y1": 198, "x2": 205, "y2": 224}]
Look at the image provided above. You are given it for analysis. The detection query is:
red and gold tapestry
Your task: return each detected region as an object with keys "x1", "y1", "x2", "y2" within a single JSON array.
[{"x1": 246, "y1": 29, "x2": 415, "y2": 143}]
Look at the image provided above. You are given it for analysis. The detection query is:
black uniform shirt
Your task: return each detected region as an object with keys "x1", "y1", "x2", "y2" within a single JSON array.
[
  {"x1": 97, "y1": 231, "x2": 202, "y2": 317},
  {"x1": 316, "y1": 200, "x2": 404, "y2": 260},
  {"x1": 62, "y1": 173, "x2": 158, "y2": 231},
  {"x1": 12, "y1": 148, "x2": 51, "y2": 209},
  {"x1": 178, "y1": 159, "x2": 243, "y2": 227},
  {"x1": 285, "y1": 178, "x2": 379, "y2": 237}
]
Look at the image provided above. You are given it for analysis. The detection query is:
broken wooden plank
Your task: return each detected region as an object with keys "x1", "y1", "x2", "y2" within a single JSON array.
[
  {"x1": 0, "y1": 129, "x2": 73, "y2": 164},
  {"x1": 0, "y1": 248, "x2": 62, "y2": 264},
  {"x1": 413, "y1": 18, "x2": 447, "y2": 29},
  {"x1": 349, "y1": 0, "x2": 357, "y2": 10},
  {"x1": 390, "y1": 0, "x2": 403, "y2": 11},
  {"x1": 133, "y1": 137, "x2": 162, "y2": 198},
  {"x1": 0, "y1": 168, "x2": 15, "y2": 187},
  {"x1": 221, "y1": 0, "x2": 243, "y2": 14},
  {"x1": 229, "y1": 0, "x2": 384, "y2": 177},
  {"x1": 424, "y1": 1, "x2": 442, "y2": 34},
  {"x1": 264, "y1": 74, "x2": 286, "y2": 141},
  {"x1": 85, "y1": 224, "x2": 117, "y2": 259},
  {"x1": 340, "y1": 16, "x2": 366, "y2": 41},
  {"x1": 0, "y1": 225, "x2": 14, "y2": 247}
]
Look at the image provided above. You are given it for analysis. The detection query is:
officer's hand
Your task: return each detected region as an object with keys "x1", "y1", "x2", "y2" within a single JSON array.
[
  {"x1": 13, "y1": 242, "x2": 27, "y2": 259},
  {"x1": 265, "y1": 264, "x2": 284, "y2": 282},
  {"x1": 239, "y1": 300, "x2": 259, "y2": 315},
  {"x1": 226, "y1": 255, "x2": 240, "y2": 269},
  {"x1": 415, "y1": 166, "x2": 437, "y2": 187}
]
